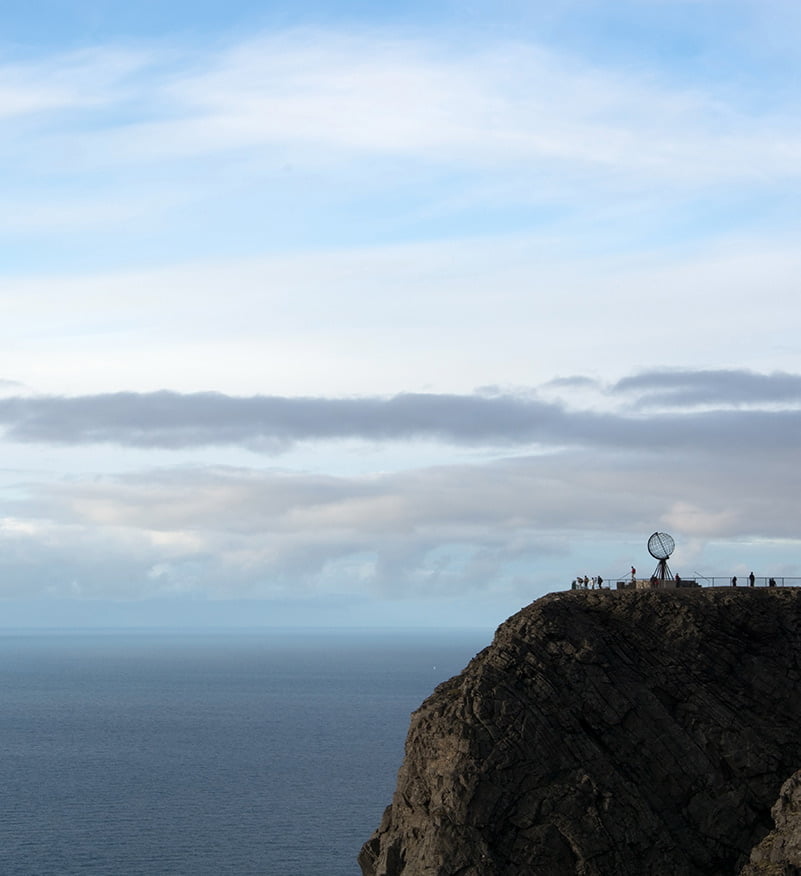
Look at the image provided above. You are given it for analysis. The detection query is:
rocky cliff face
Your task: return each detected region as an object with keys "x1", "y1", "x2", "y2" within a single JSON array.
[{"x1": 359, "y1": 588, "x2": 801, "y2": 876}]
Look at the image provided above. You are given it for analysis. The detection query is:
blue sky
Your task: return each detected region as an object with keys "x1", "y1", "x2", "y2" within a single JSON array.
[{"x1": 2, "y1": 0, "x2": 801, "y2": 629}]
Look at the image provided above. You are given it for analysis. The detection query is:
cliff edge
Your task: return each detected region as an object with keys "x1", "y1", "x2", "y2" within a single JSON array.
[{"x1": 359, "y1": 588, "x2": 801, "y2": 875}]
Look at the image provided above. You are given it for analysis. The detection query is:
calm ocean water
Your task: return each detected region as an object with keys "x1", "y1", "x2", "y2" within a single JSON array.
[{"x1": 0, "y1": 628, "x2": 488, "y2": 875}]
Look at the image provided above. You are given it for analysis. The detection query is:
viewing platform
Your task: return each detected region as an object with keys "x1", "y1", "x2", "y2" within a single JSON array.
[
  {"x1": 613, "y1": 576, "x2": 800, "y2": 590},
  {"x1": 571, "y1": 532, "x2": 801, "y2": 592},
  {"x1": 571, "y1": 575, "x2": 801, "y2": 591}
]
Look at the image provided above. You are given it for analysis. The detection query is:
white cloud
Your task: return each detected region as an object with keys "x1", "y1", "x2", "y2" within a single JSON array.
[
  {"x1": 1, "y1": 233, "x2": 799, "y2": 396},
  {"x1": 0, "y1": 189, "x2": 187, "y2": 233},
  {"x1": 103, "y1": 31, "x2": 801, "y2": 187},
  {"x1": 0, "y1": 47, "x2": 150, "y2": 119},
  {"x1": 4, "y1": 27, "x2": 801, "y2": 203},
  {"x1": 2, "y1": 384, "x2": 800, "y2": 602}
]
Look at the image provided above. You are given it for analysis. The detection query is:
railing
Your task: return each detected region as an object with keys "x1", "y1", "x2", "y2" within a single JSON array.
[
  {"x1": 685, "y1": 575, "x2": 801, "y2": 588},
  {"x1": 570, "y1": 576, "x2": 801, "y2": 591}
]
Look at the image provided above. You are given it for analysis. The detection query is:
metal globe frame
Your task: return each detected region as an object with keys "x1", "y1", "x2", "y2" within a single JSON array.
[{"x1": 647, "y1": 531, "x2": 675, "y2": 581}]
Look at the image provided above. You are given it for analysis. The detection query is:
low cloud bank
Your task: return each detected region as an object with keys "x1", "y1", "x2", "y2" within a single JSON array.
[
  {"x1": 2, "y1": 368, "x2": 800, "y2": 604},
  {"x1": 1, "y1": 368, "x2": 800, "y2": 453}
]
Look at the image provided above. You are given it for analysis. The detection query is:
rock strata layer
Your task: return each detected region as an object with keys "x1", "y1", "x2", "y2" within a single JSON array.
[{"x1": 359, "y1": 588, "x2": 801, "y2": 876}]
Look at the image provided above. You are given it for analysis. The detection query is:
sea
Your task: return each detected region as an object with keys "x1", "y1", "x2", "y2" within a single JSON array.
[{"x1": 0, "y1": 628, "x2": 489, "y2": 875}]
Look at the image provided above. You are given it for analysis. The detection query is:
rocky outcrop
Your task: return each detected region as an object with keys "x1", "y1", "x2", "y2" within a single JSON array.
[
  {"x1": 359, "y1": 588, "x2": 801, "y2": 876},
  {"x1": 740, "y1": 770, "x2": 801, "y2": 875}
]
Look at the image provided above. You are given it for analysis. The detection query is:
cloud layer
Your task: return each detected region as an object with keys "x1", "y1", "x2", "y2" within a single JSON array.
[
  {"x1": 2, "y1": 369, "x2": 800, "y2": 607},
  {"x1": 3, "y1": 17, "x2": 801, "y2": 255},
  {"x1": 1, "y1": 370, "x2": 800, "y2": 454}
]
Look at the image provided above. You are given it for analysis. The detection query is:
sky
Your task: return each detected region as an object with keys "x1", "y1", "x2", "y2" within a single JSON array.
[{"x1": 1, "y1": 0, "x2": 801, "y2": 629}]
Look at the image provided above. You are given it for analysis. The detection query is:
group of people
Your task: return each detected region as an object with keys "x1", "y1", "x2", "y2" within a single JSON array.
[
  {"x1": 572, "y1": 568, "x2": 781, "y2": 592},
  {"x1": 731, "y1": 572, "x2": 777, "y2": 587},
  {"x1": 573, "y1": 575, "x2": 604, "y2": 589}
]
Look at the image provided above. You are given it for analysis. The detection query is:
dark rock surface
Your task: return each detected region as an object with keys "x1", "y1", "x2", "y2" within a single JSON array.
[{"x1": 359, "y1": 588, "x2": 801, "y2": 875}]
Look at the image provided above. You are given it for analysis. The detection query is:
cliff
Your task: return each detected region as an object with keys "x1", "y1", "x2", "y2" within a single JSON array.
[{"x1": 359, "y1": 588, "x2": 801, "y2": 876}]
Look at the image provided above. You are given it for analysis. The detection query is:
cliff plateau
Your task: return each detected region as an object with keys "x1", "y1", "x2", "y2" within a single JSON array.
[{"x1": 360, "y1": 588, "x2": 801, "y2": 876}]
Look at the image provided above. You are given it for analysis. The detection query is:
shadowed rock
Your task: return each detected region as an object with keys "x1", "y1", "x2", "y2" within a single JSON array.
[{"x1": 359, "y1": 588, "x2": 801, "y2": 875}]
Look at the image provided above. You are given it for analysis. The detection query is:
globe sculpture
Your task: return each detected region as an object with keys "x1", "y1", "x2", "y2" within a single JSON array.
[{"x1": 647, "y1": 531, "x2": 675, "y2": 581}]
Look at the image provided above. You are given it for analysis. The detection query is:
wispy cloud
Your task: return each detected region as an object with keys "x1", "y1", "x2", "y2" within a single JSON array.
[
  {"x1": 86, "y1": 31, "x2": 801, "y2": 186},
  {"x1": 615, "y1": 369, "x2": 801, "y2": 409},
  {"x1": 3, "y1": 234, "x2": 801, "y2": 399},
  {"x1": 4, "y1": 25, "x2": 801, "y2": 230},
  {"x1": 0, "y1": 47, "x2": 148, "y2": 120}
]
